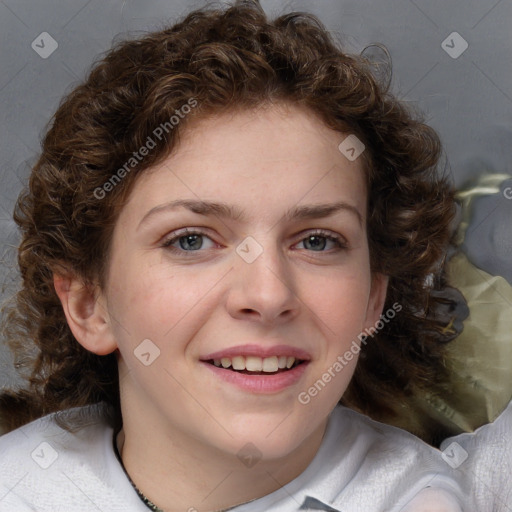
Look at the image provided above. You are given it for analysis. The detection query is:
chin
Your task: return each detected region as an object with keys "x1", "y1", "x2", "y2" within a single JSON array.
[{"x1": 214, "y1": 415, "x2": 321, "y2": 462}]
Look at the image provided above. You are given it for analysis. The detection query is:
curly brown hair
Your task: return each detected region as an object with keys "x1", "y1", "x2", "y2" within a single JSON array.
[{"x1": 0, "y1": 0, "x2": 459, "y2": 436}]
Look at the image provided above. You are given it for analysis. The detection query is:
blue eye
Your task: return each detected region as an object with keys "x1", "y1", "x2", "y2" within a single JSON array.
[
  {"x1": 297, "y1": 232, "x2": 347, "y2": 252},
  {"x1": 303, "y1": 235, "x2": 328, "y2": 251},
  {"x1": 161, "y1": 228, "x2": 347, "y2": 255},
  {"x1": 176, "y1": 234, "x2": 204, "y2": 251},
  {"x1": 162, "y1": 230, "x2": 216, "y2": 252}
]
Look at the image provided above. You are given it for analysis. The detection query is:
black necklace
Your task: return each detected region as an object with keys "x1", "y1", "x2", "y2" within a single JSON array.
[
  {"x1": 112, "y1": 432, "x2": 164, "y2": 512},
  {"x1": 112, "y1": 432, "x2": 245, "y2": 512}
]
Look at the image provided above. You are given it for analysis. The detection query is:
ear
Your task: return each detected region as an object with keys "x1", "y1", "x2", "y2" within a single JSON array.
[
  {"x1": 363, "y1": 272, "x2": 389, "y2": 330},
  {"x1": 53, "y1": 273, "x2": 118, "y2": 355}
]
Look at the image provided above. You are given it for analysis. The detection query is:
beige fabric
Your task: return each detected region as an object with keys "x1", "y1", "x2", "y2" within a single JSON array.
[
  {"x1": 380, "y1": 174, "x2": 512, "y2": 440},
  {"x1": 420, "y1": 251, "x2": 512, "y2": 433}
]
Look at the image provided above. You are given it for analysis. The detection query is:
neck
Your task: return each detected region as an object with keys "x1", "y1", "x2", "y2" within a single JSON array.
[{"x1": 116, "y1": 413, "x2": 328, "y2": 512}]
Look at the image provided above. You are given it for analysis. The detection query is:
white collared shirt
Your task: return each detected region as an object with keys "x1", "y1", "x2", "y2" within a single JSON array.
[
  {"x1": 440, "y1": 399, "x2": 512, "y2": 511},
  {"x1": 0, "y1": 403, "x2": 470, "y2": 511}
]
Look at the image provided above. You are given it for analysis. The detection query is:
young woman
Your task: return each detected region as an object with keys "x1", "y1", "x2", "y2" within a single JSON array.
[{"x1": 0, "y1": 1, "x2": 473, "y2": 510}]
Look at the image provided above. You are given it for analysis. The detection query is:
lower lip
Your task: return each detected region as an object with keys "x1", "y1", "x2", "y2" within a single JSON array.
[{"x1": 201, "y1": 361, "x2": 309, "y2": 393}]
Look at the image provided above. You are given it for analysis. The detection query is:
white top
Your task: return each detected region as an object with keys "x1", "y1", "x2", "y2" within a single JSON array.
[
  {"x1": 0, "y1": 403, "x2": 469, "y2": 511},
  {"x1": 440, "y1": 399, "x2": 512, "y2": 511}
]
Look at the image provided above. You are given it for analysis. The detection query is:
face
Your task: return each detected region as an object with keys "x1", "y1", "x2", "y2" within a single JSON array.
[{"x1": 100, "y1": 104, "x2": 386, "y2": 462}]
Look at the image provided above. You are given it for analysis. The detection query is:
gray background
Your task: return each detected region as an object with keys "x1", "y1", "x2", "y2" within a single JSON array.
[{"x1": 1, "y1": 0, "x2": 511, "y2": 388}]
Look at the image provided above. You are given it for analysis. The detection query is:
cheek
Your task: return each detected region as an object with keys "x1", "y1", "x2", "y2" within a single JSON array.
[
  {"x1": 307, "y1": 267, "x2": 372, "y2": 336},
  {"x1": 303, "y1": 270, "x2": 370, "y2": 402},
  {"x1": 107, "y1": 261, "x2": 219, "y2": 343}
]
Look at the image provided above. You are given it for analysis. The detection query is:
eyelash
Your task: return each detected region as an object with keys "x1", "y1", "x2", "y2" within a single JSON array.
[
  {"x1": 294, "y1": 230, "x2": 348, "y2": 252},
  {"x1": 161, "y1": 228, "x2": 217, "y2": 254},
  {"x1": 160, "y1": 228, "x2": 348, "y2": 255}
]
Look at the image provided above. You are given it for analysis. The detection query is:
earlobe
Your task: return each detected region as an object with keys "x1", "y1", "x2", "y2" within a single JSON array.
[
  {"x1": 53, "y1": 273, "x2": 118, "y2": 355},
  {"x1": 364, "y1": 272, "x2": 389, "y2": 330}
]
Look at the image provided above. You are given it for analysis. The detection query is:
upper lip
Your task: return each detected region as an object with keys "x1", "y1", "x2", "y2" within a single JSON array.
[{"x1": 200, "y1": 344, "x2": 312, "y2": 361}]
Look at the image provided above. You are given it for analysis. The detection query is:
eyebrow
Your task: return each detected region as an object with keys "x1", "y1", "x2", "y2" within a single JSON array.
[
  {"x1": 283, "y1": 201, "x2": 363, "y2": 226},
  {"x1": 138, "y1": 199, "x2": 363, "y2": 229},
  {"x1": 138, "y1": 200, "x2": 245, "y2": 230}
]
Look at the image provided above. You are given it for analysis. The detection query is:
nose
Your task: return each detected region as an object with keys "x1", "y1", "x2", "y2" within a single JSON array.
[{"x1": 226, "y1": 237, "x2": 300, "y2": 324}]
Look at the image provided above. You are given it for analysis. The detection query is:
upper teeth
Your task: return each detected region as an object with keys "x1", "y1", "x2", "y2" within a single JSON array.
[{"x1": 212, "y1": 356, "x2": 296, "y2": 372}]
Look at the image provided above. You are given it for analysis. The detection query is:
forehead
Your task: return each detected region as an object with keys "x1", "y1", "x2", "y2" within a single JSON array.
[{"x1": 124, "y1": 104, "x2": 367, "y2": 226}]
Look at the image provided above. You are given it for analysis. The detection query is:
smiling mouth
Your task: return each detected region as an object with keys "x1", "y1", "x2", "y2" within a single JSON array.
[{"x1": 204, "y1": 355, "x2": 305, "y2": 375}]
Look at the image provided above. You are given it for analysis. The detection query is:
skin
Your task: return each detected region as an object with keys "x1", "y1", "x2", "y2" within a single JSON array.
[{"x1": 55, "y1": 103, "x2": 388, "y2": 511}]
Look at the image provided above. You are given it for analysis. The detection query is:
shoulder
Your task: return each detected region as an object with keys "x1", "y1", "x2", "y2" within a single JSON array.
[
  {"x1": 0, "y1": 402, "x2": 110, "y2": 466},
  {"x1": 441, "y1": 399, "x2": 512, "y2": 510},
  {"x1": 0, "y1": 403, "x2": 144, "y2": 512},
  {"x1": 317, "y1": 406, "x2": 466, "y2": 511}
]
